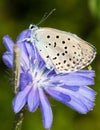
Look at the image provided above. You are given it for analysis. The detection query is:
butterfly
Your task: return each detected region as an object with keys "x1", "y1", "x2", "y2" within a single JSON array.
[{"x1": 27, "y1": 24, "x2": 96, "y2": 73}]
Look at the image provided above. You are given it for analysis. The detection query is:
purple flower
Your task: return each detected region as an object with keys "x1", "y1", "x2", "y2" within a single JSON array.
[{"x1": 2, "y1": 30, "x2": 96, "y2": 130}]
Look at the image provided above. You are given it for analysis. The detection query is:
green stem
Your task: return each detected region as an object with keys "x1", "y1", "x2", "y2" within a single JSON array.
[{"x1": 12, "y1": 108, "x2": 26, "y2": 130}]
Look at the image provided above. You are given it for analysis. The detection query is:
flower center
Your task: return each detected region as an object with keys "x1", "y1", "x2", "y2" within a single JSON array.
[{"x1": 30, "y1": 62, "x2": 50, "y2": 88}]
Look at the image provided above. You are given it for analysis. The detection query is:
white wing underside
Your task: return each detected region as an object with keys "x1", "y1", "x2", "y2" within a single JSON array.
[{"x1": 33, "y1": 27, "x2": 96, "y2": 73}]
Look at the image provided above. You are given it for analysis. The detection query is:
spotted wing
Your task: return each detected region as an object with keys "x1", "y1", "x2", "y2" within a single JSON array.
[{"x1": 34, "y1": 27, "x2": 96, "y2": 73}]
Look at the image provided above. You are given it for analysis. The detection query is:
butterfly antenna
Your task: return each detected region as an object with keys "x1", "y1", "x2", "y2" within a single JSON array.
[{"x1": 37, "y1": 8, "x2": 56, "y2": 25}]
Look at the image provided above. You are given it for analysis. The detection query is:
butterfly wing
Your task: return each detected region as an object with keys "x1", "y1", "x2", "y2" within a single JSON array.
[
  {"x1": 34, "y1": 27, "x2": 96, "y2": 73},
  {"x1": 66, "y1": 32, "x2": 96, "y2": 63}
]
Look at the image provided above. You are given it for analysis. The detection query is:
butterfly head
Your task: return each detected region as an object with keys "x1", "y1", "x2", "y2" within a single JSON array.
[{"x1": 29, "y1": 24, "x2": 38, "y2": 32}]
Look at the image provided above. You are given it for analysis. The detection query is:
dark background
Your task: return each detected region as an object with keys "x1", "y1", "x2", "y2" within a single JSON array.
[{"x1": 0, "y1": 0, "x2": 100, "y2": 130}]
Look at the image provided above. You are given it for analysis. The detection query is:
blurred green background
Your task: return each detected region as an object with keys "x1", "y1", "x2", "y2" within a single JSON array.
[{"x1": 0, "y1": 0, "x2": 100, "y2": 130}]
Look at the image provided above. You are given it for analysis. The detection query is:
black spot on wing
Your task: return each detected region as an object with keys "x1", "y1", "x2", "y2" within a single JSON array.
[
  {"x1": 47, "y1": 35, "x2": 50, "y2": 38},
  {"x1": 53, "y1": 57, "x2": 57, "y2": 60},
  {"x1": 54, "y1": 42, "x2": 56, "y2": 47}
]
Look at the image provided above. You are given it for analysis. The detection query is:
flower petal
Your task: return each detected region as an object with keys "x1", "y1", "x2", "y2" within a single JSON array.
[
  {"x1": 62, "y1": 85, "x2": 80, "y2": 92},
  {"x1": 74, "y1": 70, "x2": 95, "y2": 77},
  {"x1": 28, "y1": 87, "x2": 39, "y2": 112},
  {"x1": 16, "y1": 29, "x2": 31, "y2": 43},
  {"x1": 65, "y1": 85, "x2": 96, "y2": 113},
  {"x1": 20, "y1": 55, "x2": 29, "y2": 72},
  {"x1": 20, "y1": 72, "x2": 33, "y2": 90},
  {"x1": 16, "y1": 29, "x2": 35, "y2": 63},
  {"x1": 3, "y1": 34, "x2": 31, "y2": 72},
  {"x1": 45, "y1": 87, "x2": 71, "y2": 103},
  {"x1": 77, "y1": 86, "x2": 96, "y2": 102},
  {"x1": 45, "y1": 86, "x2": 96, "y2": 114},
  {"x1": 2, "y1": 52, "x2": 13, "y2": 69},
  {"x1": 52, "y1": 73, "x2": 94, "y2": 86},
  {"x1": 16, "y1": 30, "x2": 32, "y2": 71},
  {"x1": 38, "y1": 88, "x2": 53, "y2": 129},
  {"x1": 12, "y1": 85, "x2": 31, "y2": 113},
  {"x1": 3, "y1": 35, "x2": 14, "y2": 52}
]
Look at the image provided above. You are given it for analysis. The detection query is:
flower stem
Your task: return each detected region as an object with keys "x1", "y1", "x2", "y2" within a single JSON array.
[{"x1": 12, "y1": 108, "x2": 26, "y2": 130}]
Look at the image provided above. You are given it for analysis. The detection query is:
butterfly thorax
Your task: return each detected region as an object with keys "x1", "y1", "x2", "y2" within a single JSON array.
[{"x1": 29, "y1": 24, "x2": 39, "y2": 43}]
